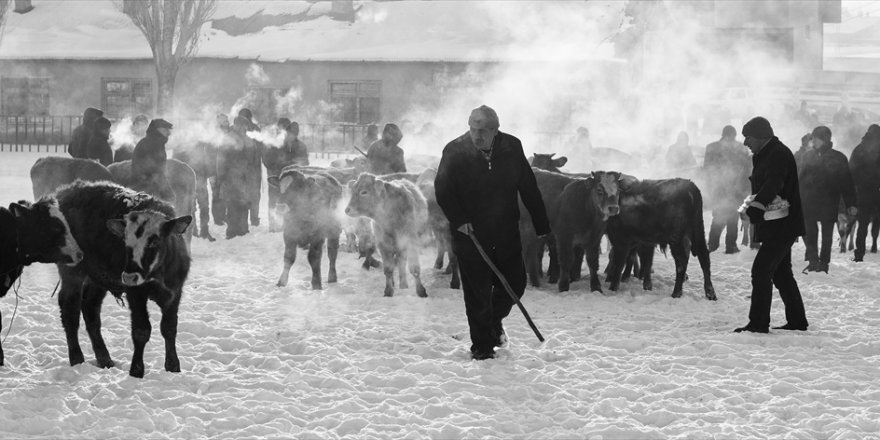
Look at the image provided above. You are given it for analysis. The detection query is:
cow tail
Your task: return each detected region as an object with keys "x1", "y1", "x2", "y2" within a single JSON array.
[{"x1": 690, "y1": 183, "x2": 708, "y2": 256}]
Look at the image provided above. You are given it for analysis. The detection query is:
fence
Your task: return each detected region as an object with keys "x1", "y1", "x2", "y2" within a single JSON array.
[{"x1": 0, "y1": 115, "x2": 372, "y2": 156}]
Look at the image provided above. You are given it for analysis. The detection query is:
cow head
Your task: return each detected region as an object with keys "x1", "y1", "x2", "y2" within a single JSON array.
[
  {"x1": 9, "y1": 199, "x2": 83, "y2": 266},
  {"x1": 345, "y1": 173, "x2": 383, "y2": 218},
  {"x1": 530, "y1": 153, "x2": 568, "y2": 173},
  {"x1": 589, "y1": 171, "x2": 622, "y2": 220},
  {"x1": 107, "y1": 211, "x2": 191, "y2": 286}
]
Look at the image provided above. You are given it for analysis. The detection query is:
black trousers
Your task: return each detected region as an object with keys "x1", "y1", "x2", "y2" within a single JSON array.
[
  {"x1": 453, "y1": 234, "x2": 525, "y2": 353},
  {"x1": 708, "y1": 207, "x2": 739, "y2": 250},
  {"x1": 194, "y1": 174, "x2": 210, "y2": 229},
  {"x1": 748, "y1": 237, "x2": 808, "y2": 330},
  {"x1": 211, "y1": 177, "x2": 226, "y2": 225},
  {"x1": 803, "y1": 214, "x2": 835, "y2": 265},
  {"x1": 855, "y1": 190, "x2": 880, "y2": 257}
]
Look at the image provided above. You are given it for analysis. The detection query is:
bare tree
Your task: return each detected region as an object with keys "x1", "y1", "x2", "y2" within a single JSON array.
[
  {"x1": 121, "y1": 0, "x2": 217, "y2": 115},
  {"x1": 0, "y1": 0, "x2": 11, "y2": 46}
]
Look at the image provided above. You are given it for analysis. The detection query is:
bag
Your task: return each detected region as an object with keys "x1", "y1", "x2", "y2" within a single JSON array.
[{"x1": 738, "y1": 194, "x2": 789, "y2": 221}]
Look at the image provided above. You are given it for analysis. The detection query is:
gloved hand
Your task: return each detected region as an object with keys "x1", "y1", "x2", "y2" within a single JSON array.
[
  {"x1": 847, "y1": 206, "x2": 858, "y2": 217},
  {"x1": 457, "y1": 223, "x2": 474, "y2": 235},
  {"x1": 745, "y1": 206, "x2": 765, "y2": 224}
]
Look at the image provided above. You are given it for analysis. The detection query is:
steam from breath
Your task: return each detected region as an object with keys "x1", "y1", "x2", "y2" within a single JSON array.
[
  {"x1": 390, "y1": 1, "x2": 818, "y2": 177},
  {"x1": 110, "y1": 116, "x2": 135, "y2": 151}
]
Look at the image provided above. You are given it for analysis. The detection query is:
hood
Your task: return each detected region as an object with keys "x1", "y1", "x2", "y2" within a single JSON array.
[{"x1": 82, "y1": 107, "x2": 103, "y2": 126}]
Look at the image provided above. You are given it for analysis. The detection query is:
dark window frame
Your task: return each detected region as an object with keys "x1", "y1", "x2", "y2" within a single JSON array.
[
  {"x1": 101, "y1": 77, "x2": 153, "y2": 118},
  {"x1": 1, "y1": 76, "x2": 51, "y2": 116},
  {"x1": 328, "y1": 80, "x2": 381, "y2": 124}
]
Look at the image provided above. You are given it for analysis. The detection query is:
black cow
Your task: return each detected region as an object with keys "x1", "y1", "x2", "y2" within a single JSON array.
[
  {"x1": 1, "y1": 199, "x2": 83, "y2": 366},
  {"x1": 606, "y1": 178, "x2": 716, "y2": 300},
  {"x1": 30, "y1": 156, "x2": 113, "y2": 199},
  {"x1": 53, "y1": 181, "x2": 191, "y2": 377},
  {"x1": 268, "y1": 169, "x2": 342, "y2": 289},
  {"x1": 345, "y1": 173, "x2": 428, "y2": 297},
  {"x1": 416, "y1": 168, "x2": 460, "y2": 289},
  {"x1": 530, "y1": 153, "x2": 568, "y2": 173}
]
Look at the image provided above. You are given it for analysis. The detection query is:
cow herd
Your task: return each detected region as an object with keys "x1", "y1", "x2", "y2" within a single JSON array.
[{"x1": 1, "y1": 149, "x2": 718, "y2": 377}]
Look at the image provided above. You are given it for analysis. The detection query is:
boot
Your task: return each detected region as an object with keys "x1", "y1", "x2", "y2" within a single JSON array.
[
  {"x1": 199, "y1": 223, "x2": 216, "y2": 242},
  {"x1": 853, "y1": 249, "x2": 865, "y2": 262}
]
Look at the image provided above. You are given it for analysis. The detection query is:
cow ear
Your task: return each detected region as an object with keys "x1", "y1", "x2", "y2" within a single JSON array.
[
  {"x1": 267, "y1": 175, "x2": 280, "y2": 188},
  {"x1": 9, "y1": 202, "x2": 29, "y2": 218},
  {"x1": 618, "y1": 173, "x2": 638, "y2": 190},
  {"x1": 279, "y1": 175, "x2": 294, "y2": 193},
  {"x1": 548, "y1": 153, "x2": 556, "y2": 158},
  {"x1": 106, "y1": 219, "x2": 127, "y2": 237},
  {"x1": 162, "y1": 215, "x2": 192, "y2": 236},
  {"x1": 553, "y1": 156, "x2": 568, "y2": 167}
]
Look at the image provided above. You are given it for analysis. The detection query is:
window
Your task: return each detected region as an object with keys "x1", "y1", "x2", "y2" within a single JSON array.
[
  {"x1": 329, "y1": 80, "x2": 381, "y2": 124},
  {"x1": 101, "y1": 78, "x2": 153, "y2": 118},
  {"x1": 1, "y1": 77, "x2": 50, "y2": 116}
]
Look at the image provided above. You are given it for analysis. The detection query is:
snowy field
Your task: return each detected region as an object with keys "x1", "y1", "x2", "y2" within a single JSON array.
[{"x1": 2, "y1": 152, "x2": 880, "y2": 439}]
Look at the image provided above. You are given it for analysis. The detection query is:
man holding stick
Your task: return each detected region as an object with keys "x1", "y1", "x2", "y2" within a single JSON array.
[{"x1": 435, "y1": 105, "x2": 550, "y2": 360}]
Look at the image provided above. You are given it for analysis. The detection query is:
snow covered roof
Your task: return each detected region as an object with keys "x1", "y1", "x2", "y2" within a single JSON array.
[{"x1": 0, "y1": 0, "x2": 621, "y2": 63}]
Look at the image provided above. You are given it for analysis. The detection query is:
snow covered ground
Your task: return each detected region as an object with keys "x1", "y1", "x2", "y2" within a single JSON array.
[{"x1": 1, "y1": 152, "x2": 880, "y2": 439}]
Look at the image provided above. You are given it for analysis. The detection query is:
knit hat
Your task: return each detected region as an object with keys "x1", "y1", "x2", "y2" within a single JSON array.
[
  {"x1": 721, "y1": 125, "x2": 736, "y2": 138},
  {"x1": 742, "y1": 116, "x2": 774, "y2": 139},
  {"x1": 811, "y1": 126, "x2": 832, "y2": 144},
  {"x1": 238, "y1": 108, "x2": 253, "y2": 121},
  {"x1": 148, "y1": 118, "x2": 173, "y2": 131}
]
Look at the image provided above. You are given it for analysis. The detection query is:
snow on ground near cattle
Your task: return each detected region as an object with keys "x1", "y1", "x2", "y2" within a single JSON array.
[{"x1": 1, "y1": 152, "x2": 879, "y2": 438}]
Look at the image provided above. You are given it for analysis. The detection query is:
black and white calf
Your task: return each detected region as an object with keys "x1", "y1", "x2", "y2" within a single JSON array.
[
  {"x1": 1, "y1": 199, "x2": 83, "y2": 366},
  {"x1": 53, "y1": 180, "x2": 191, "y2": 377},
  {"x1": 345, "y1": 173, "x2": 428, "y2": 297},
  {"x1": 268, "y1": 169, "x2": 343, "y2": 289}
]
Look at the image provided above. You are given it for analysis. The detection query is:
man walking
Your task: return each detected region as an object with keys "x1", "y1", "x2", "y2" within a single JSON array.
[
  {"x1": 735, "y1": 116, "x2": 808, "y2": 333},
  {"x1": 435, "y1": 105, "x2": 550, "y2": 359},
  {"x1": 704, "y1": 125, "x2": 750, "y2": 254}
]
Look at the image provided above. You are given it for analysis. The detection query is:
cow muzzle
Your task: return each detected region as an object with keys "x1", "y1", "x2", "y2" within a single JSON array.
[
  {"x1": 608, "y1": 205, "x2": 620, "y2": 216},
  {"x1": 121, "y1": 272, "x2": 145, "y2": 286}
]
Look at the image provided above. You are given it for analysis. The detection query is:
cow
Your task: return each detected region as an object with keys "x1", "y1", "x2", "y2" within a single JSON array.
[
  {"x1": 345, "y1": 173, "x2": 428, "y2": 297},
  {"x1": 330, "y1": 156, "x2": 367, "y2": 171},
  {"x1": 530, "y1": 153, "x2": 568, "y2": 173},
  {"x1": 30, "y1": 156, "x2": 113, "y2": 199},
  {"x1": 416, "y1": 168, "x2": 460, "y2": 289},
  {"x1": 107, "y1": 158, "x2": 196, "y2": 245},
  {"x1": 52, "y1": 180, "x2": 191, "y2": 378},
  {"x1": 1, "y1": 199, "x2": 83, "y2": 366},
  {"x1": 605, "y1": 178, "x2": 716, "y2": 300},
  {"x1": 267, "y1": 169, "x2": 342, "y2": 289}
]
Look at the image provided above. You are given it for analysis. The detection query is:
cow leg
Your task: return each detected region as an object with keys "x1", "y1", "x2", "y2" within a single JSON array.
[
  {"x1": 345, "y1": 232, "x2": 357, "y2": 253},
  {"x1": 695, "y1": 244, "x2": 716, "y2": 300},
  {"x1": 127, "y1": 293, "x2": 151, "y2": 378},
  {"x1": 638, "y1": 245, "x2": 654, "y2": 291},
  {"x1": 397, "y1": 251, "x2": 409, "y2": 290},
  {"x1": 277, "y1": 238, "x2": 297, "y2": 287},
  {"x1": 307, "y1": 240, "x2": 324, "y2": 290},
  {"x1": 159, "y1": 291, "x2": 181, "y2": 373},
  {"x1": 408, "y1": 246, "x2": 427, "y2": 298},
  {"x1": 871, "y1": 215, "x2": 879, "y2": 253},
  {"x1": 327, "y1": 234, "x2": 339, "y2": 284},
  {"x1": 546, "y1": 235, "x2": 559, "y2": 283},
  {"x1": 585, "y1": 241, "x2": 603, "y2": 293},
  {"x1": 557, "y1": 234, "x2": 574, "y2": 292},
  {"x1": 606, "y1": 242, "x2": 628, "y2": 292},
  {"x1": 838, "y1": 218, "x2": 848, "y2": 253},
  {"x1": 621, "y1": 247, "x2": 634, "y2": 281},
  {"x1": 378, "y1": 245, "x2": 395, "y2": 297},
  {"x1": 571, "y1": 245, "x2": 584, "y2": 281},
  {"x1": 449, "y1": 253, "x2": 461, "y2": 289},
  {"x1": 433, "y1": 228, "x2": 445, "y2": 269},
  {"x1": 523, "y1": 237, "x2": 541, "y2": 288},
  {"x1": 81, "y1": 284, "x2": 113, "y2": 368},
  {"x1": 670, "y1": 240, "x2": 691, "y2": 298},
  {"x1": 58, "y1": 276, "x2": 85, "y2": 366}
]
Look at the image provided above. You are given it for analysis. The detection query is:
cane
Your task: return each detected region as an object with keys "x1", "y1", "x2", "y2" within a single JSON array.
[
  {"x1": 353, "y1": 146, "x2": 368, "y2": 158},
  {"x1": 467, "y1": 232, "x2": 545, "y2": 342}
]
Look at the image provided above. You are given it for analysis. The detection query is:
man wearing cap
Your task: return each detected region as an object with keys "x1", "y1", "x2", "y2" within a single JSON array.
[
  {"x1": 435, "y1": 105, "x2": 550, "y2": 360},
  {"x1": 132, "y1": 118, "x2": 175, "y2": 202},
  {"x1": 366, "y1": 123, "x2": 407, "y2": 175},
  {"x1": 735, "y1": 116, "x2": 808, "y2": 333},
  {"x1": 703, "y1": 125, "x2": 751, "y2": 254},
  {"x1": 69, "y1": 107, "x2": 104, "y2": 159},
  {"x1": 798, "y1": 126, "x2": 857, "y2": 273},
  {"x1": 848, "y1": 124, "x2": 880, "y2": 261}
]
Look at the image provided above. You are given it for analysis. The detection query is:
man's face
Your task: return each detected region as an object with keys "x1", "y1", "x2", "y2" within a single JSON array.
[
  {"x1": 811, "y1": 136, "x2": 824, "y2": 150},
  {"x1": 743, "y1": 136, "x2": 766, "y2": 154},
  {"x1": 158, "y1": 127, "x2": 172, "y2": 138},
  {"x1": 468, "y1": 116, "x2": 497, "y2": 149}
]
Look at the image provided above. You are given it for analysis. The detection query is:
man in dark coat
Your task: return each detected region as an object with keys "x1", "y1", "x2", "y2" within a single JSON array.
[
  {"x1": 360, "y1": 124, "x2": 379, "y2": 150},
  {"x1": 263, "y1": 119, "x2": 310, "y2": 232},
  {"x1": 218, "y1": 116, "x2": 255, "y2": 239},
  {"x1": 435, "y1": 105, "x2": 550, "y2": 360},
  {"x1": 665, "y1": 131, "x2": 697, "y2": 170},
  {"x1": 735, "y1": 116, "x2": 808, "y2": 333},
  {"x1": 793, "y1": 133, "x2": 811, "y2": 170},
  {"x1": 798, "y1": 126, "x2": 857, "y2": 273},
  {"x1": 238, "y1": 108, "x2": 264, "y2": 227},
  {"x1": 704, "y1": 125, "x2": 750, "y2": 253},
  {"x1": 367, "y1": 123, "x2": 407, "y2": 175},
  {"x1": 131, "y1": 118, "x2": 175, "y2": 202},
  {"x1": 84, "y1": 116, "x2": 113, "y2": 166},
  {"x1": 848, "y1": 124, "x2": 880, "y2": 261},
  {"x1": 174, "y1": 118, "x2": 222, "y2": 242},
  {"x1": 68, "y1": 107, "x2": 103, "y2": 159}
]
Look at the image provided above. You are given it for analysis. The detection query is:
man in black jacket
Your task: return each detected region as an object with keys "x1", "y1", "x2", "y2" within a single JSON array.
[
  {"x1": 131, "y1": 118, "x2": 175, "y2": 202},
  {"x1": 848, "y1": 124, "x2": 880, "y2": 261},
  {"x1": 435, "y1": 105, "x2": 550, "y2": 360},
  {"x1": 735, "y1": 116, "x2": 808, "y2": 333},
  {"x1": 704, "y1": 125, "x2": 750, "y2": 254},
  {"x1": 84, "y1": 116, "x2": 113, "y2": 166},
  {"x1": 68, "y1": 107, "x2": 103, "y2": 159},
  {"x1": 799, "y1": 126, "x2": 857, "y2": 273}
]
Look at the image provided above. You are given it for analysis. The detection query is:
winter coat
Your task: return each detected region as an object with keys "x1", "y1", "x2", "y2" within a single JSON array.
[
  {"x1": 216, "y1": 130, "x2": 252, "y2": 203},
  {"x1": 366, "y1": 140, "x2": 406, "y2": 175},
  {"x1": 798, "y1": 143, "x2": 856, "y2": 221},
  {"x1": 262, "y1": 135, "x2": 309, "y2": 178},
  {"x1": 849, "y1": 127, "x2": 880, "y2": 195},
  {"x1": 68, "y1": 107, "x2": 103, "y2": 159},
  {"x1": 84, "y1": 131, "x2": 113, "y2": 167},
  {"x1": 703, "y1": 138, "x2": 750, "y2": 207},
  {"x1": 665, "y1": 142, "x2": 697, "y2": 170},
  {"x1": 132, "y1": 126, "x2": 169, "y2": 181},
  {"x1": 749, "y1": 137, "x2": 806, "y2": 243},
  {"x1": 435, "y1": 131, "x2": 551, "y2": 259}
]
